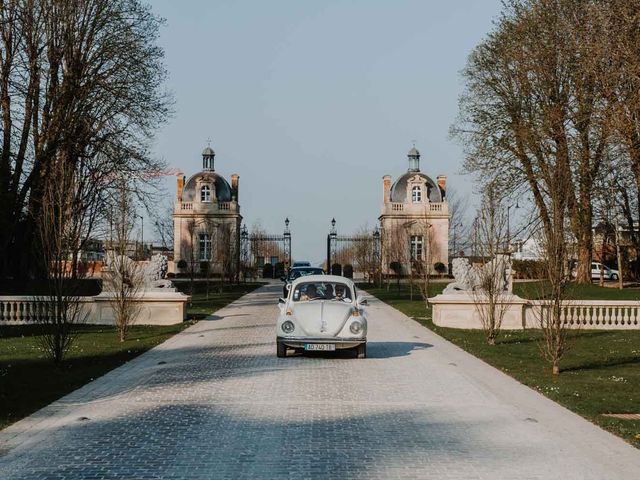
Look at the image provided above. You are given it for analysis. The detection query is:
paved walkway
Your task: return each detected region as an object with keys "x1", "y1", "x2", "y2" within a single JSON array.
[{"x1": 1, "y1": 284, "x2": 639, "y2": 479}]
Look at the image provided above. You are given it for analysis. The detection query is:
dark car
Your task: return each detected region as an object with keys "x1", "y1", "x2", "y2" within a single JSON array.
[{"x1": 282, "y1": 266, "x2": 325, "y2": 297}]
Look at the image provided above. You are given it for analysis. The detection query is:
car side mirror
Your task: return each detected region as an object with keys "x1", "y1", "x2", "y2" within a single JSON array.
[
  {"x1": 278, "y1": 297, "x2": 286, "y2": 304},
  {"x1": 280, "y1": 276, "x2": 286, "y2": 282},
  {"x1": 360, "y1": 299, "x2": 368, "y2": 306},
  {"x1": 286, "y1": 284, "x2": 291, "y2": 290}
]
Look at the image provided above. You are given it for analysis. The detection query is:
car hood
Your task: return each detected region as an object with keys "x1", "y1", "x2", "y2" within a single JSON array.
[{"x1": 291, "y1": 301, "x2": 353, "y2": 337}]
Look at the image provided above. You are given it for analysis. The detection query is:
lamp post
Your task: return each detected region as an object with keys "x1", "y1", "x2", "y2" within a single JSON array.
[
  {"x1": 284, "y1": 217, "x2": 291, "y2": 268},
  {"x1": 373, "y1": 225, "x2": 380, "y2": 286},
  {"x1": 139, "y1": 214, "x2": 144, "y2": 260},
  {"x1": 327, "y1": 218, "x2": 337, "y2": 273},
  {"x1": 506, "y1": 200, "x2": 519, "y2": 254}
]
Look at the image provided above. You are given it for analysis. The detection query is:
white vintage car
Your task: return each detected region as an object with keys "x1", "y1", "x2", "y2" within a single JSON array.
[{"x1": 276, "y1": 275, "x2": 368, "y2": 358}]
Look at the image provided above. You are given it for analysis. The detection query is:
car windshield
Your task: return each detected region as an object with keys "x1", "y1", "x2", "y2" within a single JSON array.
[
  {"x1": 292, "y1": 282, "x2": 353, "y2": 302},
  {"x1": 289, "y1": 268, "x2": 323, "y2": 280}
]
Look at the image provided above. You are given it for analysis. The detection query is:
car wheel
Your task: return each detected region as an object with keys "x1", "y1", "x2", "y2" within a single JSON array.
[
  {"x1": 611, "y1": 274, "x2": 618, "y2": 281},
  {"x1": 277, "y1": 341, "x2": 287, "y2": 358},
  {"x1": 356, "y1": 343, "x2": 366, "y2": 359}
]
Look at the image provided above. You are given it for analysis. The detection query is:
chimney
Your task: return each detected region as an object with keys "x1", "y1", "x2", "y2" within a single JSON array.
[
  {"x1": 383, "y1": 175, "x2": 392, "y2": 204},
  {"x1": 437, "y1": 175, "x2": 446, "y2": 198},
  {"x1": 231, "y1": 174, "x2": 239, "y2": 201},
  {"x1": 176, "y1": 175, "x2": 185, "y2": 202}
]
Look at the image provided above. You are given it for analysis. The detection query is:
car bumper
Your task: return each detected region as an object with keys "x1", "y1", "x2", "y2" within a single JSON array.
[{"x1": 277, "y1": 336, "x2": 366, "y2": 349}]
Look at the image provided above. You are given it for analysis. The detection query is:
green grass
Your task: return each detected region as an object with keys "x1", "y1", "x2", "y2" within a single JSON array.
[
  {"x1": 0, "y1": 281, "x2": 262, "y2": 430},
  {"x1": 361, "y1": 282, "x2": 640, "y2": 448},
  {"x1": 513, "y1": 281, "x2": 640, "y2": 300}
]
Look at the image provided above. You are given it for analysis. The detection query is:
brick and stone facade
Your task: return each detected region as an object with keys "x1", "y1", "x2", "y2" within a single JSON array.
[
  {"x1": 173, "y1": 146, "x2": 241, "y2": 276},
  {"x1": 379, "y1": 146, "x2": 449, "y2": 274}
]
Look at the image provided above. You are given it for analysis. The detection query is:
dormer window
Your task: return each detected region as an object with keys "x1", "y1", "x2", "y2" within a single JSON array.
[
  {"x1": 201, "y1": 185, "x2": 211, "y2": 203},
  {"x1": 411, "y1": 186, "x2": 422, "y2": 203}
]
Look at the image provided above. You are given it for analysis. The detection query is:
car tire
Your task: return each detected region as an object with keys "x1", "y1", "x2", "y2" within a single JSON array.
[
  {"x1": 277, "y1": 341, "x2": 287, "y2": 358},
  {"x1": 611, "y1": 274, "x2": 619, "y2": 281},
  {"x1": 356, "y1": 343, "x2": 366, "y2": 359}
]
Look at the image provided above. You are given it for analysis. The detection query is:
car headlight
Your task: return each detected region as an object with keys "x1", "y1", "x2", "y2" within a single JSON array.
[
  {"x1": 281, "y1": 320, "x2": 295, "y2": 334},
  {"x1": 350, "y1": 320, "x2": 363, "y2": 334}
]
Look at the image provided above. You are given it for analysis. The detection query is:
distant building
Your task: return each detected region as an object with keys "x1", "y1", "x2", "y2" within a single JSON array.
[
  {"x1": 511, "y1": 237, "x2": 545, "y2": 261},
  {"x1": 379, "y1": 146, "x2": 449, "y2": 274},
  {"x1": 173, "y1": 145, "x2": 242, "y2": 275}
]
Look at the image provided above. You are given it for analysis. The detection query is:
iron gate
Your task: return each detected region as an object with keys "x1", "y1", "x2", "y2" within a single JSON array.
[
  {"x1": 240, "y1": 218, "x2": 292, "y2": 279},
  {"x1": 326, "y1": 218, "x2": 381, "y2": 281}
]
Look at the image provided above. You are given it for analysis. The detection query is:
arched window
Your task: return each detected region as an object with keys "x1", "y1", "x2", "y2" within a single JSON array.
[
  {"x1": 201, "y1": 185, "x2": 211, "y2": 202},
  {"x1": 411, "y1": 186, "x2": 422, "y2": 203}
]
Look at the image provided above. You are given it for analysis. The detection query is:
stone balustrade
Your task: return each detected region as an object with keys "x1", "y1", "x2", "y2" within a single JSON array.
[
  {"x1": 528, "y1": 300, "x2": 640, "y2": 329},
  {"x1": 385, "y1": 202, "x2": 448, "y2": 215},
  {"x1": 0, "y1": 291, "x2": 189, "y2": 326},
  {"x1": 179, "y1": 201, "x2": 236, "y2": 212},
  {"x1": 430, "y1": 293, "x2": 640, "y2": 330}
]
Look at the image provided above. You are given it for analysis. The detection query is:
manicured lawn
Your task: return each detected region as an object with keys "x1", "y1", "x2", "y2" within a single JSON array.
[
  {"x1": 0, "y1": 281, "x2": 262, "y2": 430},
  {"x1": 361, "y1": 282, "x2": 640, "y2": 448},
  {"x1": 514, "y1": 281, "x2": 640, "y2": 300}
]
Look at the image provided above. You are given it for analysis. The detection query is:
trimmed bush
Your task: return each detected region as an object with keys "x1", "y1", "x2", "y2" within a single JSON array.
[
  {"x1": 274, "y1": 262, "x2": 286, "y2": 278},
  {"x1": 262, "y1": 263, "x2": 274, "y2": 278},
  {"x1": 434, "y1": 262, "x2": 446, "y2": 276},
  {"x1": 331, "y1": 263, "x2": 342, "y2": 276},
  {"x1": 389, "y1": 261, "x2": 403, "y2": 277},
  {"x1": 512, "y1": 259, "x2": 545, "y2": 279},
  {"x1": 343, "y1": 264, "x2": 354, "y2": 278},
  {"x1": 177, "y1": 259, "x2": 187, "y2": 269}
]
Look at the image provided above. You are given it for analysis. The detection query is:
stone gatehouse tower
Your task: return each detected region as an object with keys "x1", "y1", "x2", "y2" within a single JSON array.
[
  {"x1": 173, "y1": 145, "x2": 242, "y2": 276},
  {"x1": 379, "y1": 146, "x2": 449, "y2": 274}
]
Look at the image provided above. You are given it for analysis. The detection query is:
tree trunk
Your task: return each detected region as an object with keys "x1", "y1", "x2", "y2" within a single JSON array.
[
  {"x1": 575, "y1": 241, "x2": 592, "y2": 284},
  {"x1": 552, "y1": 361, "x2": 560, "y2": 375}
]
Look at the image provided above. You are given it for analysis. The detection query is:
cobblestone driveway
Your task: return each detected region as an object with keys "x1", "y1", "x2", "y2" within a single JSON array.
[{"x1": 1, "y1": 284, "x2": 639, "y2": 479}]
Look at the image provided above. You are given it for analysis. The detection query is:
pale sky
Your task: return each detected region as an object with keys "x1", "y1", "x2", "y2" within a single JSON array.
[{"x1": 149, "y1": 0, "x2": 503, "y2": 264}]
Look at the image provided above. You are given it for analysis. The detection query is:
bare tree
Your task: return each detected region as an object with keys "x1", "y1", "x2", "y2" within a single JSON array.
[
  {"x1": 352, "y1": 225, "x2": 376, "y2": 284},
  {"x1": 535, "y1": 204, "x2": 577, "y2": 375},
  {"x1": 202, "y1": 218, "x2": 218, "y2": 297},
  {"x1": 37, "y1": 161, "x2": 88, "y2": 363},
  {"x1": 470, "y1": 185, "x2": 511, "y2": 345},
  {"x1": 452, "y1": 0, "x2": 614, "y2": 284},
  {"x1": 605, "y1": 1, "x2": 640, "y2": 281},
  {"x1": 104, "y1": 185, "x2": 144, "y2": 342},
  {"x1": 383, "y1": 224, "x2": 410, "y2": 292},
  {"x1": 447, "y1": 187, "x2": 472, "y2": 257},
  {"x1": 0, "y1": 0, "x2": 171, "y2": 280},
  {"x1": 153, "y1": 203, "x2": 174, "y2": 253},
  {"x1": 182, "y1": 219, "x2": 198, "y2": 300},
  {"x1": 216, "y1": 223, "x2": 237, "y2": 287},
  {"x1": 412, "y1": 216, "x2": 436, "y2": 311}
]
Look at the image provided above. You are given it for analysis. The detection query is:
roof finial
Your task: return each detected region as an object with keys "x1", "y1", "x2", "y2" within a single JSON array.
[{"x1": 206, "y1": 137, "x2": 212, "y2": 147}]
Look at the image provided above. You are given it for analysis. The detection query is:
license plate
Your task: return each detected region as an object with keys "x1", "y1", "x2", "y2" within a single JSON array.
[{"x1": 304, "y1": 343, "x2": 335, "y2": 351}]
